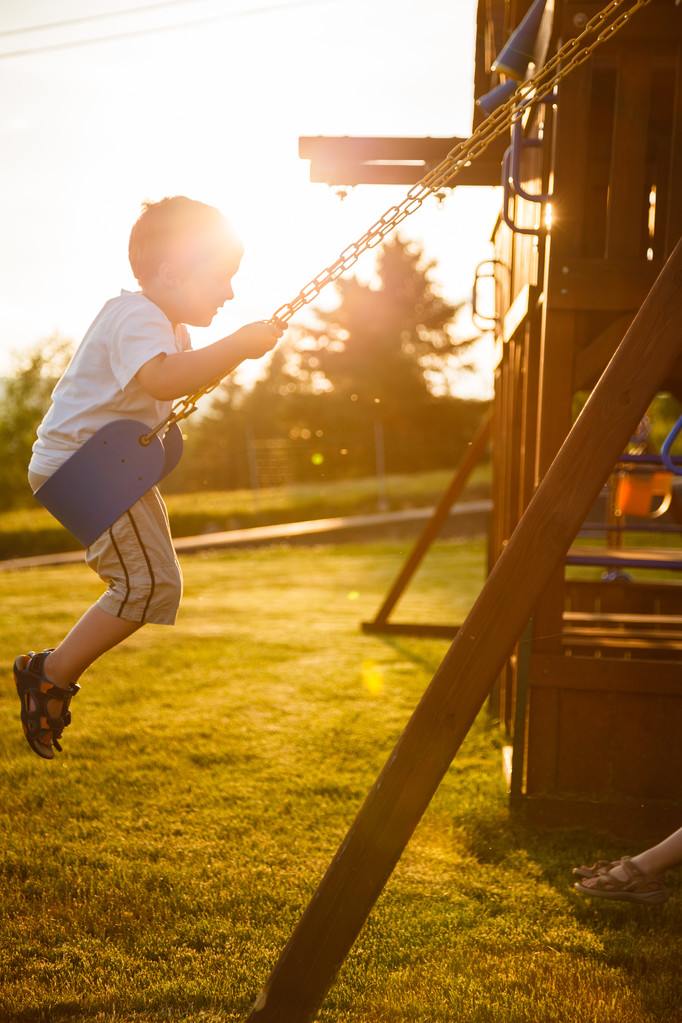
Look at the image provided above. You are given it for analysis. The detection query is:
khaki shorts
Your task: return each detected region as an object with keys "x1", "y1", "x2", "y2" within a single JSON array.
[{"x1": 29, "y1": 471, "x2": 182, "y2": 625}]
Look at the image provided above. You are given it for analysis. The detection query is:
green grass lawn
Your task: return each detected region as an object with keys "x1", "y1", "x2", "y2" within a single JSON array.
[{"x1": 1, "y1": 539, "x2": 681, "y2": 1023}]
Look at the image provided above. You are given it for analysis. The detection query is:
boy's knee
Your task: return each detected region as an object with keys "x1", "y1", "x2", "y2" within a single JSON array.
[
  {"x1": 96, "y1": 557, "x2": 182, "y2": 626},
  {"x1": 86, "y1": 489, "x2": 183, "y2": 626},
  {"x1": 148, "y1": 561, "x2": 183, "y2": 624}
]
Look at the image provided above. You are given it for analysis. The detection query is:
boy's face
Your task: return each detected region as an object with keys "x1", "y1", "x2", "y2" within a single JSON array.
[{"x1": 161, "y1": 228, "x2": 243, "y2": 327}]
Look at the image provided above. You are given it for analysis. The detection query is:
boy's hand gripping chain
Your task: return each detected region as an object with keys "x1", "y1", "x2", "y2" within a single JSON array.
[{"x1": 140, "y1": 0, "x2": 652, "y2": 446}]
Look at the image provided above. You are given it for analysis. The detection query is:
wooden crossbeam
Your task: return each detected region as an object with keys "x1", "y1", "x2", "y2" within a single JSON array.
[{"x1": 298, "y1": 135, "x2": 506, "y2": 188}]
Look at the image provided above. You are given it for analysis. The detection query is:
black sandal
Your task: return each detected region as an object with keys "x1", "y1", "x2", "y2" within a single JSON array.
[{"x1": 14, "y1": 650, "x2": 80, "y2": 760}]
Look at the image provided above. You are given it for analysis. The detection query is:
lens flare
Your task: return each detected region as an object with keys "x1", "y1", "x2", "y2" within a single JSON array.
[{"x1": 361, "y1": 660, "x2": 384, "y2": 696}]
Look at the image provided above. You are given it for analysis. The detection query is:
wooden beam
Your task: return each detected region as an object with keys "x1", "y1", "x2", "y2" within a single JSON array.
[
  {"x1": 547, "y1": 258, "x2": 662, "y2": 310},
  {"x1": 502, "y1": 283, "x2": 534, "y2": 343},
  {"x1": 360, "y1": 622, "x2": 459, "y2": 640},
  {"x1": 605, "y1": 45, "x2": 652, "y2": 260},
  {"x1": 245, "y1": 235, "x2": 682, "y2": 1023},
  {"x1": 530, "y1": 653, "x2": 682, "y2": 694},
  {"x1": 664, "y1": 38, "x2": 682, "y2": 252},
  {"x1": 562, "y1": 2, "x2": 682, "y2": 41},
  {"x1": 298, "y1": 136, "x2": 506, "y2": 188},
  {"x1": 364, "y1": 410, "x2": 492, "y2": 630}
]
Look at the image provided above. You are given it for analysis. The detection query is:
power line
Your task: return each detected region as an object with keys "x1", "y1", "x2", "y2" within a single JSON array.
[
  {"x1": 0, "y1": 0, "x2": 333, "y2": 60},
  {"x1": 0, "y1": 0, "x2": 216, "y2": 39}
]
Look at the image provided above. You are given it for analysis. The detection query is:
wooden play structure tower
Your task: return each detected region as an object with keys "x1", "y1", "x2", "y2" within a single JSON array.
[{"x1": 479, "y1": 0, "x2": 682, "y2": 836}]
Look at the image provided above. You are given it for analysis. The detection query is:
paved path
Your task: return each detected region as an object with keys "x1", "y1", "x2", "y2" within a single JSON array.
[{"x1": 0, "y1": 500, "x2": 491, "y2": 572}]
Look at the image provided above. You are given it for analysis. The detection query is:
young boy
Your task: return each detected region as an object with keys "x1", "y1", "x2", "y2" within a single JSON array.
[{"x1": 15, "y1": 196, "x2": 283, "y2": 760}]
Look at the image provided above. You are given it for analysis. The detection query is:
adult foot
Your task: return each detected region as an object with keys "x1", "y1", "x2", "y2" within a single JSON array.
[{"x1": 575, "y1": 856, "x2": 669, "y2": 904}]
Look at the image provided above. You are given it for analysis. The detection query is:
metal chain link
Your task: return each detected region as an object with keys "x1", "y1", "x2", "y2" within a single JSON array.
[{"x1": 146, "y1": 0, "x2": 652, "y2": 440}]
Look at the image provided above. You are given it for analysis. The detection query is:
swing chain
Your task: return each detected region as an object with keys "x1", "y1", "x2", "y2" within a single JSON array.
[
  {"x1": 145, "y1": 0, "x2": 651, "y2": 442},
  {"x1": 270, "y1": 0, "x2": 651, "y2": 325}
]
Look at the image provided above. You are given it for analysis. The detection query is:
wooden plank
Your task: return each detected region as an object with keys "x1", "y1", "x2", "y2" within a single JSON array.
[
  {"x1": 562, "y1": 3, "x2": 682, "y2": 42},
  {"x1": 605, "y1": 46, "x2": 652, "y2": 259},
  {"x1": 564, "y1": 611, "x2": 682, "y2": 627},
  {"x1": 522, "y1": 793, "x2": 682, "y2": 839},
  {"x1": 536, "y1": 59, "x2": 590, "y2": 467},
  {"x1": 550, "y1": 59, "x2": 591, "y2": 259},
  {"x1": 555, "y1": 688, "x2": 613, "y2": 793},
  {"x1": 508, "y1": 339, "x2": 525, "y2": 528},
  {"x1": 566, "y1": 545, "x2": 682, "y2": 569},
  {"x1": 473, "y1": 0, "x2": 506, "y2": 114},
  {"x1": 502, "y1": 283, "x2": 532, "y2": 343},
  {"x1": 298, "y1": 135, "x2": 489, "y2": 163},
  {"x1": 361, "y1": 622, "x2": 458, "y2": 639},
  {"x1": 307, "y1": 161, "x2": 504, "y2": 188},
  {"x1": 565, "y1": 577, "x2": 682, "y2": 615},
  {"x1": 299, "y1": 136, "x2": 508, "y2": 188},
  {"x1": 665, "y1": 43, "x2": 682, "y2": 252},
  {"x1": 611, "y1": 693, "x2": 682, "y2": 800},
  {"x1": 519, "y1": 308, "x2": 543, "y2": 500},
  {"x1": 245, "y1": 237, "x2": 682, "y2": 1023},
  {"x1": 547, "y1": 258, "x2": 662, "y2": 310},
  {"x1": 525, "y1": 687, "x2": 560, "y2": 793},
  {"x1": 562, "y1": 632, "x2": 682, "y2": 651},
  {"x1": 532, "y1": 312, "x2": 575, "y2": 655},
  {"x1": 529, "y1": 653, "x2": 682, "y2": 694}
]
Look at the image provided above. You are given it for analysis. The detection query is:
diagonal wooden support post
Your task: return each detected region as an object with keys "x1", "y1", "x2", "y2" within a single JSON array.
[
  {"x1": 245, "y1": 237, "x2": 682, "y2": 1023},
  {"x1": 362, "y1": 408, "x2": 492, "y2": 632}
]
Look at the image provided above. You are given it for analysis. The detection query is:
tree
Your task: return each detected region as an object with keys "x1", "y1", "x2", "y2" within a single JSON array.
[
  {"x1": 0, "y1": 336, "x2": 73, "y2": 510},
  {"x1": 171, "y1": 236, "x2": 489, "y2": 490},
  {"x1": 298, "y1": 235, "x2": 468, "y2": 419}
]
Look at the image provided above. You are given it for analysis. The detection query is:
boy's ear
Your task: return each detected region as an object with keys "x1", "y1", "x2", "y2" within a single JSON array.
[{"x1": 157, "y1": 260, "x2": 180, "y2": 289}]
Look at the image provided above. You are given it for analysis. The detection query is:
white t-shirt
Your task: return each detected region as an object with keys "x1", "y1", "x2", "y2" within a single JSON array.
[{"x1": 30, "y1": 290, "x2": 192, "y2": 477}]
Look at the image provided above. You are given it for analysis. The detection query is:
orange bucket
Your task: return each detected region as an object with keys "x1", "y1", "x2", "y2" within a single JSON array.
[{"x1": 615, "y1": 471, "x2": 673, "y2": 518}]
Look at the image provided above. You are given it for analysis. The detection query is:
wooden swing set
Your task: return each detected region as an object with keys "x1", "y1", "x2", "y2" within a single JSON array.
[
  {"x1": 35, "y1": 0, "x2": 653, "y2": 543},
  {"x1": 33, "y1": 1, "x2": 681, "y2": 1019}
]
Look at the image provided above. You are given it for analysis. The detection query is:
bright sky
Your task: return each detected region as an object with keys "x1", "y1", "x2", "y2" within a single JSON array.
[{"x1": 0, "y1": 0, "x2": 500, "y2": 396}]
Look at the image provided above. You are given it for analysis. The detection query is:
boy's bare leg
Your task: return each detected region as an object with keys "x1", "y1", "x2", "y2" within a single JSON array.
[{"x1": 43, "y1": 604, "x2": 141, "y2": 687}]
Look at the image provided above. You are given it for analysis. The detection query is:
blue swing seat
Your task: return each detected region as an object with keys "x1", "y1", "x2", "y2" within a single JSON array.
[{"x1": 35, "y1": 420, "x2": 183, "y2": 548}]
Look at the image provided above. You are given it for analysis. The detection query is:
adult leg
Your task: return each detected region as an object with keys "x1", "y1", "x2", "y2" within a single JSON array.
[
  {"x1": 575, "y1": 827, "x2": 682, "y2": 903},
  {"x1": 629, "y1": 827, "x2": 682, "y2": 876}
]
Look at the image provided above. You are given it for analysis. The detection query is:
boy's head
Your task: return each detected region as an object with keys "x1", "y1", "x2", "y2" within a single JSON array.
[{"x1": 129, "y1": 196, "x2": 244, "y2": 327}]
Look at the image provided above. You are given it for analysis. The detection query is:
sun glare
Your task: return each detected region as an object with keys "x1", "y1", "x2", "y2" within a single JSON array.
[{"x1": 0, "y1": 0, "x2": 497, "y2": 399}]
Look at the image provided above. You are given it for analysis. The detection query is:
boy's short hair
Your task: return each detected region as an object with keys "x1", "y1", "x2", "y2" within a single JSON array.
[{"x1": 128, "y1": 196, "x2": 242, "y2": 286}]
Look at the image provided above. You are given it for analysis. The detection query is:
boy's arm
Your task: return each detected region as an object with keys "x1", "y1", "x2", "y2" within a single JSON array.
[{"x1": 136, "y1": 321, "x2": 283, "y2": 401}]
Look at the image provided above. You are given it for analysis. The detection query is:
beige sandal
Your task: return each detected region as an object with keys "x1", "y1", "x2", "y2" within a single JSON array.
[
  {"x1": 572, "y1": 859, "x2": 620, "y2": 879},
  {"x1": 574, "y1": 856, "x2": 669, "y2": 904}
]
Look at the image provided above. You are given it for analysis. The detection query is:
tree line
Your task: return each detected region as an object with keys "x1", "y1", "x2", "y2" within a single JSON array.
[{"x1": 0, "y1": 237, "x2": 490, "y2": 510}]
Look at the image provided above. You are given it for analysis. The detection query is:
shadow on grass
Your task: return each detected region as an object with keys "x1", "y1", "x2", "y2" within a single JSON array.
[
  {"x1": 449, "y1": 798, "x2": 682, "y2": 1019},
  {"x1": 377, "y1": 635, "x2": 452, "y2": 675}
]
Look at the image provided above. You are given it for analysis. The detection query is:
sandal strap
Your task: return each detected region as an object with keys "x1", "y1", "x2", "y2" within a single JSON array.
[
  {"x1": 15, "y1": 650, "x2": 80, "y2": 751},
  {"x1": 619, "y1": 856, "x2": 665, "y2": 888},
  {"x1": 591, "y1": 856, "x2": 665, "y2": 894}
]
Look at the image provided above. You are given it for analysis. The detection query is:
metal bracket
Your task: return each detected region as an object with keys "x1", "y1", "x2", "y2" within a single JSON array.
[
  {"x1": 472, "y1": 258, "x2": 507, "y2": 329},
  {"x1": 501, "y1": 117, "x2": 551, "y2": 234}
]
